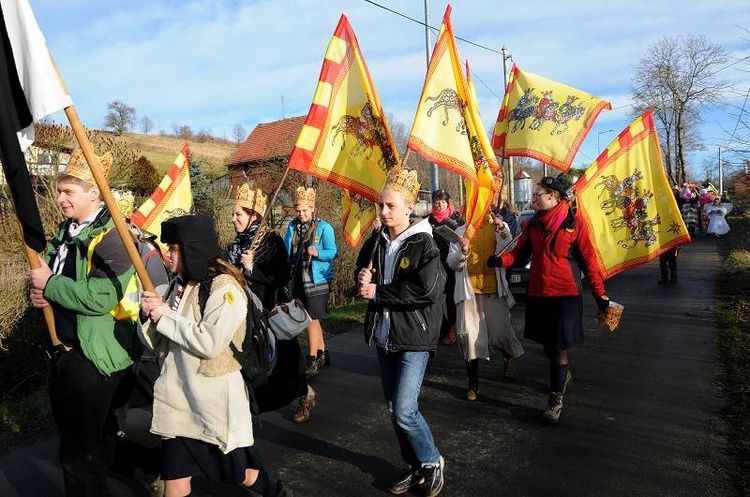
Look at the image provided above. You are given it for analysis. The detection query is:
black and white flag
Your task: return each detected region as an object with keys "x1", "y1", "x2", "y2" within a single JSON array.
[{"x1": 0, "y1": 0, "x2": 71, "y2": 251}]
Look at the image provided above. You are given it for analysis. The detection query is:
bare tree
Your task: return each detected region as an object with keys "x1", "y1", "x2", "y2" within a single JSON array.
[
  {"x1": 232, "y1": 122, "x2": 248, "y2": 144},
  {"x1": 103, "y1": 100, "x2": 136, "y2": 135},
  {"x1": 631, "y1": 35, "x2": 730, "y2": 185},
  {"x1": 139, "y1": 115, "x2": 154, "y2": 135}
]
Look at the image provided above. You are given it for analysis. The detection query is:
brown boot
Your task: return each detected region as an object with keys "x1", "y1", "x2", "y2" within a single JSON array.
[
  {"x1": 543, "y1": 392, "x2": 564, "y2": 423},
  {"x1": 293, "y1": 386, "x2": 316, "y2": 424}
]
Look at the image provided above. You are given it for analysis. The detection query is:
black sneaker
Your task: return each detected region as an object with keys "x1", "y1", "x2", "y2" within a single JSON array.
[
  {"x1": 422, "y1": 456, "x2": 444, "y2": 497},
  {"x1": 389, "y1": 466, "x2": 424, "y2": 495}
]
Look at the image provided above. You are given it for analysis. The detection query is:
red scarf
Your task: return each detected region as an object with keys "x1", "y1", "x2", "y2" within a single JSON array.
[
  {"x1": 431, "y1": 204, "x2": 455, "y2": 224},
  {"x1": 537, "y1": 201, "x2": 569, "y2": 235}
]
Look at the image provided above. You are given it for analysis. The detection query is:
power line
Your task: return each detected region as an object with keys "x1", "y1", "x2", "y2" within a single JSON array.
[{"x1": 361, "y1": 0, "x2": 504, "y2": 56}]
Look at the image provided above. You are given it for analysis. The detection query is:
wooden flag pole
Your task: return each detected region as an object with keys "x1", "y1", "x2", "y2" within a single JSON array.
[
  {"x1": 63, "y1": 105, "x2": 155, "y2": 293},
  {"x1": 19, "y1": 217, "x2": 60, "y2": 346},
  {"x1": 246, "y1": 165, "x2": 293, "y2": 256},
  {"x1": 46, "y1": 47, "x2": 154, "y2": 292}
]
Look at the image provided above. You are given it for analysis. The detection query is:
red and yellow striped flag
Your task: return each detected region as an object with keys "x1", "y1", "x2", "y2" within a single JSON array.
[
  {"x1": 287, "y1": 14, "x2": 399, "y2": 247},
  {"x1": 406, "y1": 5, "x2": 497, "y2": 239},
  {"x1": 491, "y1": 64, "x2": 611, "y2": 172},
  {"x1": 574, "y1": 110, "x2": 690, "y2": 279},
  {"x1": 131, "y1": 143, "x2": 193, "y2": 252}
]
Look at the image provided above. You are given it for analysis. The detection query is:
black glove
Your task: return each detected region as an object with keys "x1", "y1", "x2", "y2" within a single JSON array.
[
  {"x1": 486, "y1": 254, "x2": 503, "y2": 268},
  {"x1": 594, "y1": 294, "x2": 610, "y2": 312}
]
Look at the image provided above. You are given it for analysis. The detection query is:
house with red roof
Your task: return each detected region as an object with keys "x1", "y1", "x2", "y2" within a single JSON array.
[{"x1": 225, "y1": 115, "x2": 306, "y2": 196}]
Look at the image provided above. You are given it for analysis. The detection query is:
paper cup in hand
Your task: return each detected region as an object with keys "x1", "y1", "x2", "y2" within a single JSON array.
[{"x1": 597, "y1": 301, "x2": 624, "y2": 331}]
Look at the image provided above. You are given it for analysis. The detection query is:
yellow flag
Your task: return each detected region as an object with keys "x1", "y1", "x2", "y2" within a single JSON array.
[
  {"x1": 288, "y1": 14, "x2": 399, "y2": 247},
  {"x1": 406, "y1": 6, "x2": 497, "y2": 239},
  {"x1": 341, "y1": 192, "x2": 377, "y2": 247},
  {"x1": 492, "y1": 64, "x2": 611, "y2": 172},
  {"x1": 131, "y1": 144, "x2": 193, "y2": 253},
  {"x1": 464, "y1": 60, "x2": 500, "y2": 239},
  {"x1": 575, "y1": 110, "x2": 690, "y2": 279}
]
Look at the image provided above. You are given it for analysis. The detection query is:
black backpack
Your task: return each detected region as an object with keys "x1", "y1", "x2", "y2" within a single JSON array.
[{"x1": 198, "y1": 276, "x2": 277, "y2": 414}]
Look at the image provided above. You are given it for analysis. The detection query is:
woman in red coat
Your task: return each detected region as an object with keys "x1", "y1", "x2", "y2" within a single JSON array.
[{"x1": 488, "y1": 177, "x2": 611, "y2": 423}]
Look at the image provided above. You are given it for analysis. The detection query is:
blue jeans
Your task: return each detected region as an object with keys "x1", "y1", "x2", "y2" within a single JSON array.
[{"x1": 376, "y1": 347, "x2": 441, "y2": 468}]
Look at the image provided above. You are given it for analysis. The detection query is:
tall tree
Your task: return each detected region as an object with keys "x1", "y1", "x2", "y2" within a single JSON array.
[
  {"x1": 232, "y1": 122, "x2": 247, "y2": 144},
  {"x1": 139, "y1": 115, "x2": 154, "y2": 135},
  {"x1": 631, "y1": 35, "x2": 729, "y2": 185},
  {"x1": 103, "y1": 100, "x2": 136, "y2": 135}
]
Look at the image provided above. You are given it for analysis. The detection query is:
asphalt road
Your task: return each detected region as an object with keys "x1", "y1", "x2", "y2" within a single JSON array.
[{"x1": 0, "y1": 234, "x2": 735, "y2": 497}]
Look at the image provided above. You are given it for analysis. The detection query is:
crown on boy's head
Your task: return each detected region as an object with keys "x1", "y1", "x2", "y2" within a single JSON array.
[
  {"x1": 294, "y1": 186, "x2": 316, "y2": 207},
  {"x1": 64, "y1": 149, "x2": 113, "y2": 185},
  {"x1": 383, "y1": 168, "x2": 420, "y2": 203},
  {"x1": 113, "y1": 189, "x2": 135, "y2": 218}
]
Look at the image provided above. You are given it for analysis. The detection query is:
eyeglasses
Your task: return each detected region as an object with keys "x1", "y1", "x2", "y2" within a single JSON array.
[{"x1": 532, "y1": 191, "x2": 552, "y2": 198}]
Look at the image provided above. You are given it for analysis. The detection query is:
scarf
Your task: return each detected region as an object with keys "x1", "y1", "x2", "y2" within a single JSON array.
[
  {"x1": 536, "y1": 200, "x2": 569, "y2": 235},
  {"x1": 431, "y1": 204, "x2": 455, "y2": 224},
  {"x1": 227, "y1": 219, "x2": 261, "y2": 267}
]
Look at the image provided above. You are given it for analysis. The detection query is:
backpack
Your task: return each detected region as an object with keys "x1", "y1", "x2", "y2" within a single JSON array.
[{"x1": 198, "y1": 276, "x2": 277, "y2": 414}]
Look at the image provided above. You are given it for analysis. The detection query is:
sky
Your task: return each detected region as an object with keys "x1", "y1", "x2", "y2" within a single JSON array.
[{"x1": 29, "y1": 0, "x2": 750, "y2": 181}]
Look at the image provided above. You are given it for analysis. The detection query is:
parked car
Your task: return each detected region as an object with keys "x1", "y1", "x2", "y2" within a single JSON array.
[{"x1": 507, "y1": 210, "x2": 534, "y2": 294}]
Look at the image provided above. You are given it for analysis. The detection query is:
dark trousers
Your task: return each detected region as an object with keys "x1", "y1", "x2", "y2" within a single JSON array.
[{"x1": 48, "y1": 350, "x2": 127, "y2": 497}]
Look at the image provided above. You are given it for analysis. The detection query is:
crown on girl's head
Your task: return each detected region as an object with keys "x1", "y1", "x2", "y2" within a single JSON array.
[
  {"x1": 294, "y1": 186, "x2": 316, "y2": 207},
  {"x1": 234, "y1": 183, "x2": 268, "y2": 216},
  {"x1": 64, "y1": 149, "x2": 113, "y2": 185},
  {"x1": 383, "y1": 168, "x2": 420, "y2": 203},
  {"x1": 113, "y1": 189, "x2": 135, "y2": 218}
]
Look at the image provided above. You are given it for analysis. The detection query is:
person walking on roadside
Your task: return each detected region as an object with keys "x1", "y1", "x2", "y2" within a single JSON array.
[
  {"x1": 228, "y1": 184, "x2": 312, "y2": 424},
  {"x1": 284, "y1": 186, "x2": 338, "y2": 379},
  {"x1": 488, "y1": 177, "x2": 611, "y2": 424},
  {"x1": 447, "y1": 212, "x2": 524, "y2": 401},
  {"x1": 704, "y1": 197, "x2": 732, "y2": 237},
  {"x1": 140, "y1": 215, "x2": 290, "y2": 497},
  {"x1": 27, "y1": 151, "x2": 142, "y2": 496},
  {"x1": 426, "y1": 189, "x2": 462, "y2": 346},
  {"x1": 357, "y1": 168, "x2": 446, "y2": 496}
]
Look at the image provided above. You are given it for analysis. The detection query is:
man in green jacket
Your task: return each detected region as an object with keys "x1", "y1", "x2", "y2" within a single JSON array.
[{"x1": 27, "y1": 150, "x2": 140, "y2": 497}]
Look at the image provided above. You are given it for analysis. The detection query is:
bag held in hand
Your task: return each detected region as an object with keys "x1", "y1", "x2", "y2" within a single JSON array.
[{"x1": 267, "y1": 298, "x2": 311, "y2": 340}]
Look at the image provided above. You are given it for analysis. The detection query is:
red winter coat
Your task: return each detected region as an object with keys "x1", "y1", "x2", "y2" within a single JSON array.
[{"x1": 498, "y1": 209, "x2": 606, "y2": 298}]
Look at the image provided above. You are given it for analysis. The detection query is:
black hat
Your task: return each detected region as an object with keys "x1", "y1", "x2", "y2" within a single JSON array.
[
  {"x1": 161, "y1": 215, "x2": 221, "y2": 282},
  {"x1": 539, "y1": 176, "x2": 568, "y2": 198},
  {"x1": 432, "y1": 189, "x2": 450, "y2": 201}
]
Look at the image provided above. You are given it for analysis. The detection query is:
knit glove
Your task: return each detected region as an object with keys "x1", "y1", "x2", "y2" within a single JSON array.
[
  {"x1": 594, "y1": 294, "x2": 610, "y2": 312},
  {"x1": 486, "y1": 254, "x2": 503, "y2": 268}
]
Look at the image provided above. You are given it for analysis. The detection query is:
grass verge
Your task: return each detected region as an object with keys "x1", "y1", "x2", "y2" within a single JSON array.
[{"x1": 716, "y1": 217, "x2": 750, "y2": 496}]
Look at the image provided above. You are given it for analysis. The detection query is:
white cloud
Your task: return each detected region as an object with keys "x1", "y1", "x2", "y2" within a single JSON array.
[{"x1": 30, "y1": 0, "x2": 749, "y2": 176}]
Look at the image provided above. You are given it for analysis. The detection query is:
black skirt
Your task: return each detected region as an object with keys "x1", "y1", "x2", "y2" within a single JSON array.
[
  {"x1": 524, "y1": 295, "x2": 584, "y2": 349},
  {"x1": 161, "y1": 437, "x2": 261, "y2": 483}
]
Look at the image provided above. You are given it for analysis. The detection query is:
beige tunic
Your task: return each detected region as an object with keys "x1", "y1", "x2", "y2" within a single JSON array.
[
  {"x1": 140, "y1": 274, "x2": 253, "y2": 454},
  {"x1": 447, "y1": 224, "x2": 524, "y2": 361}
]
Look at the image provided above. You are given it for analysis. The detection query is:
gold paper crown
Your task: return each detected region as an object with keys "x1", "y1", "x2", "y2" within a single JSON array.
[
  {"x1": 383, "y1": 168, "x2": 420, "y2": 203},
  {"x1": 294, "y1": 186, "x2": 316, "y2": 207},
  {"x1": 113, "y1": 189, "x2": 135, "y2": 218},
  {"x1": 234, "y1": 183, "x2": 268, "y2": 216},
  {"x1": 64, "y1": 149, "x2": 113, "y2": 185}
]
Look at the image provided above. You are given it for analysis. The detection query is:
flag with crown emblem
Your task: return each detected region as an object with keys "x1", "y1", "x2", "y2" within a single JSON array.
[
  {"x1": 574, "y1": 109, "x2": 690, "y2": 279},
  {"x1": 406, "y1": 5, "x2": 498, "y2": 239},
  {"x1": 491, "y1": 64, "x2": 611, "y2": 172},
  {"x1": 131, "y1": 144, "x2": 193, "y2": 252},
  {"x1": 287, "y1": 14, "x2": 399, "y2": 247}
]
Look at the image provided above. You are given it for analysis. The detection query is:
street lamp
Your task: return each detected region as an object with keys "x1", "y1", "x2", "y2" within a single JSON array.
[{"x1": 597, "y1": 129, "x2": 615, "y2": 155}]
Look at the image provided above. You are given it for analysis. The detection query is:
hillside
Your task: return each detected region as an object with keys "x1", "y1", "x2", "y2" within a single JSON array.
[{"x1": 120, "y1": 132, "x2": 239, "y2": 178}]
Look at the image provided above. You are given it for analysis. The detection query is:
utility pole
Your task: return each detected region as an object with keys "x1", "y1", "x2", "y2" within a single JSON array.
[
  {"x1": 501, "y1": 46, "x2": 513, "y2": 205},
  {"x1": 425, "y1": 0, "x2": 439, "y2": 191},
  {"x1": 719, "y1": 146, "x2": 723, "y2": 196}
]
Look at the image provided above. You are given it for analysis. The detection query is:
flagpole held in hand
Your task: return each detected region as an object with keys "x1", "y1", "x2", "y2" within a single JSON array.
[{"x1": 47, "y1": 50, "x2": 155, "y2": 293}]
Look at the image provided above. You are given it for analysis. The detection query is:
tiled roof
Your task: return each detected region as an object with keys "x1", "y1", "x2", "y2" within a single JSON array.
[{"x1": 226, "y1": 115, "x2": 306, "y2": 167}]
